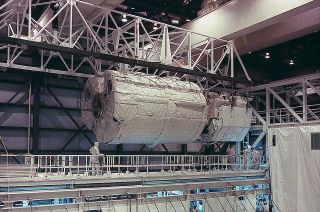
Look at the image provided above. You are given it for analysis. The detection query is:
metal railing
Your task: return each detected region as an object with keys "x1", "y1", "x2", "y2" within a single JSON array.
[
  {"x1": 0, "y1": 154, "x2": 266, "y2": 177},
  {"x1": 253, "y1": 103, "x2": 320, "y2": 125}
]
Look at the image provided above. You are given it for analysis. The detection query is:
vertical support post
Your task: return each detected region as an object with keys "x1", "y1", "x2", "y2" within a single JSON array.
[
  {"x1": 286, "y1": 92, "x2": 291, "y2": 122},
  {"x1": 182, "y1": 144, "x2": 187, "y2": 155},
  {"x1": 265, "y1": 89, "x2": 271, "y2": 172},
  {"x1": 135, "y1": 18, "x2": 140, "y2": 58},
  {"x1": 230, "y1": 42, "x2": 234, "y2": 78},
  {"x1": 69, "y1": 0, "x2": 73, "y2": 47},
  {"x1": 272, "y1": 94, "x2": 275, "y2": 123},
  {"x1": 210, "y1": 38, "x2": 214, "y2": 73},
  {"x1": 235, "y1": 141, "x2": 241, "y2": 170},
  {"x1": 188, "y1": 32, "x2": 192, "y2": 68},
  {"x1": 27, "y1": 78, "x2": 32, "y2": 154},
  {"x1": 16, "y1": 4, "x2": 19, "y2": 36},
  {"x1": 28, "y1": 0, "x2": 32, "y2": 37},
  {"x1": 32, "y1": 74, "x2": 41, "y2": 154},
  {"x1": 266, "y1": 89, "x2": 271, "y2": 127},
  {"x1": 104, "y1": 12, "x2": 109, "y2": 53},
  {"x1": 302, "y1": 80, "x2": 307, "y2": 122},
  {"x1": 255, "y1": 96, "x2": 260, "y2": 124},
  {"x1": 117, "y1": 144, "x2": 123, "y2": 165}
]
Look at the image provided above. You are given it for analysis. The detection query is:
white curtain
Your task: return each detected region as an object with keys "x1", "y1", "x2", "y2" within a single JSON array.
[{"x1": 269, "y1": 125, "x2": 320, "y2": 212}]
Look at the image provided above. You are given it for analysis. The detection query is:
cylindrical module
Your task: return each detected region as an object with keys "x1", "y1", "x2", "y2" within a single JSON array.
[{"x1": 82, "y1": 70, "x2": 208, "y2": 146}]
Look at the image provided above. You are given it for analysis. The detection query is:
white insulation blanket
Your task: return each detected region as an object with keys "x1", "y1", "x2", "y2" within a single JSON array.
[
  {"x1": 269, "y1": 125, "x2": 320, "y2": 212},
  {"x1": 207, "y1": 105, "x2": 252, "y2": 142},
  {"x1": 82, "y1": 71, "x2": 208, "y2": 146}
]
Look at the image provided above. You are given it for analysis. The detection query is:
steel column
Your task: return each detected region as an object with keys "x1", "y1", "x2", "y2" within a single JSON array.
[
  {"x1": 266, "y1": 90, "x2": 271, "y2": 127},
  {"x1": 302, "y1": 80, "x2": 307, "y2": 122},
  {"x1": 31, "y1": 74, "x2": 41, "y2": 154}
]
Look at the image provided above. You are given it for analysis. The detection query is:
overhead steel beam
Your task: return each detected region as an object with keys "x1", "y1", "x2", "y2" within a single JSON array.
[
  {"x1": 237, "y1": 72, "x2": 320, "y2": 93},
  {"x1": 305, "y1": 80, "x2": 320, "y2": 96},
  {"x1": 0, "y1": 126, "x2": 91, "y2": 133},
  {"x1": 0, "y1": 36, "x2": 251, "y2": 84},
  {"x1": 248, "y1": 102, "x2": 266, "y2": 126},
  {"x1": 252, "y1": 131, "x2": 266, "y2": 149},
  {"x1": 292, "y1": 95, "x2": 319, "y2": 120},
  {"x1": 0, "y1": 72, "x2": 85, "y2": 90},
  {"x1": 268, "y1": 87, "x2": 303, "y2": 123},
  {"x1": 0, "y1": 102, "x2": 81, "y2": 112}
]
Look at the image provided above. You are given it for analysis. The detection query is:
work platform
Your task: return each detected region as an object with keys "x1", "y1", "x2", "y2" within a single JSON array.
[{"x1": 0, "y1": 154, "x2": 269, "y2": 211}]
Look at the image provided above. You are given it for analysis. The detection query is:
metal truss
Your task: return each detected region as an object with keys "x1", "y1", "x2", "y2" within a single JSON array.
[
  {"x1": 0, "y1": 0, "x2": 251, "y2": 92},
  {"x1": 238, "y1": 73, "x2": 320, "y2": 128}
]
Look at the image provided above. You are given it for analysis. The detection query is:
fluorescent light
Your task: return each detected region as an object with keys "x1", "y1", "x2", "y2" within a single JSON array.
[
  {"x1": 172, "y1": 19, "x2": 179, "y2": 24},
  {"x1": 122, "y1": 14, "x2": 127, "y2": 23},
  {"x1": 296, "y1": 87, "x2": 320, "y2": 96},
  {"x1": 289, "y1": 59, "x2": 294, "y2": 65},
  {"x1": 265, "y1": 52, "x2": 270, "y2": 59},
  {"x1": 153, "y1": 23, "x2": 158, "y2": 30}
]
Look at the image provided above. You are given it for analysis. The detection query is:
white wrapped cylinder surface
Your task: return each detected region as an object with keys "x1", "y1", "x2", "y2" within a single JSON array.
[
  {"x1": 202, "y1": 95, "x2": 252, "y2": 142},
  {"x1": 82, "y1": 71, "x2": 208, "y2": 146}
]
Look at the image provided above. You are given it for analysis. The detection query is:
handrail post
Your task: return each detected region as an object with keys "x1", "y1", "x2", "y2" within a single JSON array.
[{"x1": 77, "y1": 156, "x2": 80, "y2": 175}]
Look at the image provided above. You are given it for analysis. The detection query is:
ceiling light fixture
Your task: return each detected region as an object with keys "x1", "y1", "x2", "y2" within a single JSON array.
[
  {"x1": 289, "y1": 59, "x2": 294, "y2": 65},
  {"x1": 172, "y1": 19, "x2": 179, "y2": 25},
  {"x1": 248, "y1": 51, "x2": 252, "y2": 54},
  {"x1": 122, "y1": 14, "x2": 127, "y2": 23},
  {"x1": 153, "y1": 23, "x2": 158, "y2": 30},
  {"x1": 265, "y1": 52, "x2": 270, "y2": 59}
]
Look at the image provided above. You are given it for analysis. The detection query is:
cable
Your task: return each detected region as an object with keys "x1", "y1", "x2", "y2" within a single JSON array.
[
  {"x1": 111, "y1": 201, "x2": 117, "y2": 212},
  {"x1": 203, "y1": 196, "x2": 214, "y2": 212},
  {"x1": 222, "y1": 194, "x2": 236, "y2": 212},
  {"x1": 214, "y1": 193, "x2": 227, "y2": 212},
  {"x1": 152, "y1": 199, "x2": 160, "y2": 212},
  {"x1": 243, "y1": 192, "x2": 256, "y2": 211},
  {"x1": 167, "y1": 197, "x2": 177, "y2": 212},
  {"x1": 178, "y1": 197, "x2": 187, "y2": 212},
  {"x1": 145, "y1": 201, "x2": 151, "y2": 212},
  {"x1": 233, "y1": 192, "x2": 249, "y2": 212}
]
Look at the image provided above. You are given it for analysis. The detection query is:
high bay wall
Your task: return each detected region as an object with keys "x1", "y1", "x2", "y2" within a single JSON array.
[{"x1": 0, "y1": 71, "x2": 204, "y2": 154}]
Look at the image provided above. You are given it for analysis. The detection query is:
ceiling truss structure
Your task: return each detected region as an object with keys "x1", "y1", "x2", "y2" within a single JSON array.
[{"x1": 0, "y1": 0, "x2": 251, "y2": 93}]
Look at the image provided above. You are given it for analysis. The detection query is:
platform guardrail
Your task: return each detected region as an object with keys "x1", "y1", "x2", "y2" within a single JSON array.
[{"x1": 0, "y1": 154, "x2": 266, "y2": 177}]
